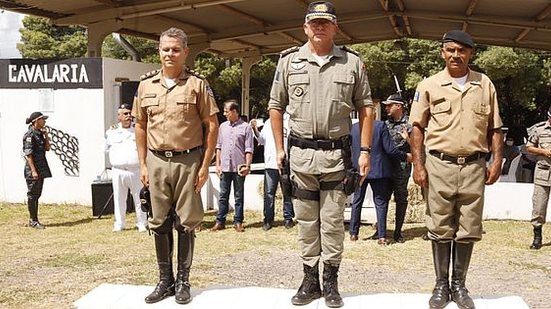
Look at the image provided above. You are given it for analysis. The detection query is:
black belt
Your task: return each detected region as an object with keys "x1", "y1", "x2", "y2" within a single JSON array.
[
  {"x1": 429, "y1": 150, "x2": 486, "y2": 165},
  {"x1": 289, "y1": 135, "x2": 345, "y2": 150},
  {"x1": 150, "y1": 147, "x2": 199, "y2": 158}
]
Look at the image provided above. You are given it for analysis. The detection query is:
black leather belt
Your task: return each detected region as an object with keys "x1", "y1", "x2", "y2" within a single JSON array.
[
  {"x1": 289, "y1": 135, "x2": 345, "y2": 150},
  {"x1": 429, "y1": 150, "x2": 486, "y2": 165},
  {"x1": 150, "y1": 147, "x2": 199, "y2": 158}
]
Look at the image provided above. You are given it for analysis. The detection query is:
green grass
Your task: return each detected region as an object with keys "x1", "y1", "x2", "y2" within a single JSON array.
[{"x1": 0, "y1": 202, "x2": 550, "y2": 308}]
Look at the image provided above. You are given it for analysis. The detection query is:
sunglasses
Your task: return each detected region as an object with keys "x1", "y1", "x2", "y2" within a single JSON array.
[{"x1": 122, "y1": 111, "x2": 131, "y2": 116}]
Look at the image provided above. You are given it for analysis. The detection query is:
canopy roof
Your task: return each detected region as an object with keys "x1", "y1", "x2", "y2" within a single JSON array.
[{"x1": 2, "y1": 0, "x2": 551, "y2": 56}]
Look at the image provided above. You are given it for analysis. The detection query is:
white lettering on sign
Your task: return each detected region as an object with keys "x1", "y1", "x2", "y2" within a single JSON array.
[{"x1": 7, "y1": 63, "x2": 90, "y2": 84}]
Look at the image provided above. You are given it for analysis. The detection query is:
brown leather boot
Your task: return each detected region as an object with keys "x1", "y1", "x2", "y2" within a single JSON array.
[{"x1": 291, "y1": 262, "x2": 322, "y2": 305}]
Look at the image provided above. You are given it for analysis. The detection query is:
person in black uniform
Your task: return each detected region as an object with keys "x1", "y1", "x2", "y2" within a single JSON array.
[{"x1": 22, "y1": 112, "x2": 52, "y2": 229}]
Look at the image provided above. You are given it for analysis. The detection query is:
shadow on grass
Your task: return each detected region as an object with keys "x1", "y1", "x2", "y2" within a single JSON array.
[{"x1": 47, "y1": 217, "x2": 95, "y2": 227}]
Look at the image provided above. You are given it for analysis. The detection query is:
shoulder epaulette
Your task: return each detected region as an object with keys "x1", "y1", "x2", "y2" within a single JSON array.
[
  {"x1": 140, "y1": 69, "x2": 160, "y2": 81},
  {"x1": 341, "y1": 45, "x2": 359, "y2": 56},
  {"x1": 186, "y1": 67, "x2": 206, "y2": 80},
  {"x1": 280, "y1": 46, "x2": 300, "y2": 57}
]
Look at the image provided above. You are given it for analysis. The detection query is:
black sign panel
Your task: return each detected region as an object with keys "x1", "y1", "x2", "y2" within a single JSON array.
[{"x1": 0, "y1": 58, "x2": 103, "y2": 89}]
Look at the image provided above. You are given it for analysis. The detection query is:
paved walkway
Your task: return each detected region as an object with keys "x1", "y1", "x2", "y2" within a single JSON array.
[{"x1": 73, "y1": 283, "x2": 529, "y2": 309}]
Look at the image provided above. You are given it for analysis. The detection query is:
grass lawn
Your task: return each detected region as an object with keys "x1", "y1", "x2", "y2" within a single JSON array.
[{"x1": 0, "y1": 202, "x2": 550, "y2": 308}]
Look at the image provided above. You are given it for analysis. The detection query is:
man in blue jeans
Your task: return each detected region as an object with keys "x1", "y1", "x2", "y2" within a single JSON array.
[
  {"x1": 251, "y1": 115, "x2": 295, "y2": 231},
  {"x1": 211, "y1": 99, "x2": 254, "y2": 232}
]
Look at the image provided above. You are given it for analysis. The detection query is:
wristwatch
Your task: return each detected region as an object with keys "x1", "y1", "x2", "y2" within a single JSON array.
[{"x1": 360, "y1": 146, "x2": 372, "y2": 154}]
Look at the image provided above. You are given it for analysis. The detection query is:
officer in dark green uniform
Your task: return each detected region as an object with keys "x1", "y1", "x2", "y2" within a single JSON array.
[
  {"x1": 268, "y1": 2, "x2": 374, "y2": 308},
  {"x1": 23, "y1": 111, "x2": 52, "y2": 229}
]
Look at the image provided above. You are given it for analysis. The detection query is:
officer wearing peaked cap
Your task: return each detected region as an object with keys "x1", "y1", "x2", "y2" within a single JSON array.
[
  {"x1": 382, "y1": 93, "x2": 412, "y2": 243},
  {"x1": 105, "y1": 103, "x2": 148, "y2": 233},
  {"x1": 409, "y1": 30, "x2": 503, "y2": 309},
  {"x1": 525, "y1": 106, "x2": 551, "y2": 250},
  {"x1": 132, "y1": 27, "x2": 219, "y2": 305},
  {"x1": 268, "y1": 1, "x2": 374, "y2": 307},
  {"x1": 23, "y1": 111, "x2": 52, "y2": 230}
]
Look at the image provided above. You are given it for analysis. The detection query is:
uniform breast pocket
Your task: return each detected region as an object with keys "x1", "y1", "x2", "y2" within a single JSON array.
[
  {"x1": 288, "y1": 73, "x2": 310, "y2": 104},
  {"x1": 141, "y1": 97, "x2": 160, "y2": 117},
  {"x1": 429, "y1": 97, "x2": 451, "y2": 126},
  {"x1": 332, "y1": 74, "x2": 354, "y2": 102},
  {"x1": 177, "y1": 94, "x2": 198, "y2": 116}
]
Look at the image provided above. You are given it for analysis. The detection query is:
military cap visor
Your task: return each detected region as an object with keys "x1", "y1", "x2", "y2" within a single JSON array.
[
  {"x1": 441, "y1": 30, "x2": 475, "y2": 49},
  {"x1": 305, "y1": 1, "x2": 337, "y2": 23},
  {"x1": 119, "y1": 103, "x2": 132, "y2": 110},
  {"x1": 26, "y1": 111, "x2": 48, "y2": 124},
  {"x1": 382, "y1": 94, "x2": 407, "y2": 105}
]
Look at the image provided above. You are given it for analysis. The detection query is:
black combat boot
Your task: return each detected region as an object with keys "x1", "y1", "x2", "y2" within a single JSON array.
[
  {"x1": 175, "y1": 231, "x2": 195, "y2": 304},
  {"x1": 429, "y1": 241, "x2": 451, "y2": 309},
  {"x1": 450, "y1": 242, "x2": 475, "y2": 309},
  {"x1": 291, "y1": 262, "x2": 322, "y2": 305},
  {"x1": 145, "y1": 233, "x2": 175, "y2": 304},
  {"x1": 322, "y1": 263, "x2": 343, "y2": 308},
  {"x1": 530, "y1": 226, "x2": 543, "y2": 250},
  {"x1": 27, "y1": 198, "x2": 45, "y2": 229}
]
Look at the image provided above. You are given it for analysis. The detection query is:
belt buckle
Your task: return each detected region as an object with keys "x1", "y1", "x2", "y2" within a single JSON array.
[
  {"x1": 164, "y1": 151, "x2": 173, "y2": 158},
  {"x1": 457, "y1": 156, "x2": 466, "y2": 165}
]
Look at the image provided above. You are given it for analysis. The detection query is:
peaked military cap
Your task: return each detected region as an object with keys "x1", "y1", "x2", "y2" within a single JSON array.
[
  {"x1": 441, "y1": 30, "x2": 474, "y2": 49},
  {"x1": 26, "y1": 111, "x2": 48, "y2": 124},
  {"x1": 305, "y1": 1, "x2": 337, "y2": 23},
  {"x1": 382, "y1": 93, "x2": 407, "y2": 105}
]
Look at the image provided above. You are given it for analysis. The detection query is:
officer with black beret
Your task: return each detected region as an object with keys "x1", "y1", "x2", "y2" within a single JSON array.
[{"x1": 22, "y1": 111, "x2": 52, "y2": 229}]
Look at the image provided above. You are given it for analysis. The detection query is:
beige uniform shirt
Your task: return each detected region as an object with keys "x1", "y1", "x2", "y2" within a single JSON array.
[
  {"x1": 132, "y1": 68, "x2": 219, "y2": 151},
  {"x1": 268, "y1": 44, "x2": 373, "y2": 173},
  {"x1": 409, "y1": 69, "x2": 502, "y2": 155},
  {"x1": 527, "y1": 121, "x2": 551, "y2": 185}
]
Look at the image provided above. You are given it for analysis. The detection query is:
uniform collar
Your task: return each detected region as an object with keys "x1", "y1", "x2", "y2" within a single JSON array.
[
  {"x1": 438, "y1": 68, "x2": 482, "y2": 92},
  {"x1": 153, "y1": 68, "x2": 188, "y2": 87},
  {"x1": 295, "y1": 43, "x2": 342, "y2": 63}
]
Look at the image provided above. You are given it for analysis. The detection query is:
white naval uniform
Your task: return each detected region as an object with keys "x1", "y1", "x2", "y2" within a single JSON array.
[{"x1": 105, "y1": 123, "x2": 148, "y2": 231}]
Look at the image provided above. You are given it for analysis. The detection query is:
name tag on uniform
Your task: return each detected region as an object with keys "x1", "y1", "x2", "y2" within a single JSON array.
[{"x1": 143, "y1": 93, "x2": 157, "y2": 98}]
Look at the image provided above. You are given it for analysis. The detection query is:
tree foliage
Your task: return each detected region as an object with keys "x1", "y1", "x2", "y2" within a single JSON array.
[{"x1": 18, "y1": 16, "x2": 87, "y2": 59}]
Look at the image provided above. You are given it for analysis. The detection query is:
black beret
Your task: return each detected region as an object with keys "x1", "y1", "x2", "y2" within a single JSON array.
[
  {"x1": 382, "y1": 93, "x2": 407, "y2": 105},
  {"x1": 305, "y1": 1, "x2": 337, "y2": 23},
  {"x1": 26, "y1": 111, "x2": 48, "y2": 124},
  {"x1": 442, "y1": 30, "x2": 474, "y2": 49}
]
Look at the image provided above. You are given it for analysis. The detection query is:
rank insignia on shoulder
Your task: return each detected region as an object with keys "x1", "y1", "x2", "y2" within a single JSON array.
[
  {"x1": 186, "y1": 68, "x2": 206, "y2": 79},
  {"x1": 280, "y1": 46, "x2": 299, "y2": 57},
  {"x1": 140, "y1": 69, "x2": 160, "y2": 81},
  {"x1": 206, "y1": 84, "x2": 214, "y2": 97},
  {"x1": 414, "y1": 91, "x2": 420, "y2": 102}
]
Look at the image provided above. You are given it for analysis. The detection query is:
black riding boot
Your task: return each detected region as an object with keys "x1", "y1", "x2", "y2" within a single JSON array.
[
  {"x1": 145, "y1": 233, "x2": 175, "y2": 304},
  {"x1": 429, "y1": 241, "x2": 451, "y2": 309},
  {"x1": 322, "y1": 263, "x2": 343, "y2": 308},
  {"x1": 450, "y1": 241, "x2": 475, "y2": 309},
  {"x1": 175, "y1": 231, "x2": 195, "y2": 304},
  {"x1": 27, "y1": 198, "x2": 44, "y2": 229},
  {"x1": 530, "y1": 226, "x2": 543, "y2": 250},
  {"x1": 291, "y1": 262, "x2": 322, "y2": 305}
]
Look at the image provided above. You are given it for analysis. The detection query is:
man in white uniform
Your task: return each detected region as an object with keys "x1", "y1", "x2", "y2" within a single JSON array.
[{"x1": 106, "y1": 103, "x2": 148, "y2": 232}]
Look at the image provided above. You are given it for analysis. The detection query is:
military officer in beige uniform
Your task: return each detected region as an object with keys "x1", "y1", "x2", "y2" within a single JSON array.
[
  {"x1": 409, "y1": 30, "x2": 503, "y2": 309},
  {"x1": 268, "y1": 2, "x2": 374, "y2": 308},
  {"x1": 133, "y1": 27, "x2": 219, "y2": 305},
  {"x1": 526, "y1": 107, "x2": 551, "y2": 250}
]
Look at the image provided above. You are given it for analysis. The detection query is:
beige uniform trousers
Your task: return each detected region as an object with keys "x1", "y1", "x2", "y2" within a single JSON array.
[
  {"x1": 531, "y1": 184, "x2": 549, "y2": 227},
  {"x1": 292, "y1": 169, "x2": 346, "y2": 267},
  {"x1": 146, "y1": 149, "x2": 204, "y2": 233},
  {"x1": 425, "y1": 154, "x2": 485, "y2": 243}
]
